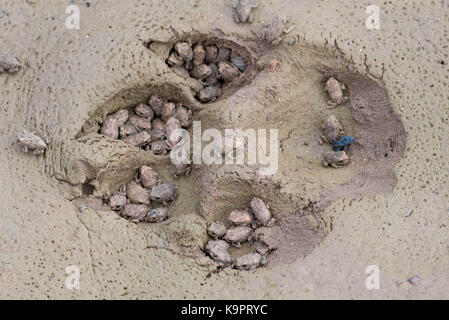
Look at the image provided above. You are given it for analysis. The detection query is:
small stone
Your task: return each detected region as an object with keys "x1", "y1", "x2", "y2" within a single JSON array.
[
  {"x1": 119, "y1": 124, "x2": 137, "y2": 138},
  {"x1": 109, "y1": 194, "x2": 127, "y2": 211},
  {"x1": 126, "y1": 181, "x2": 150, "y2": 205},
  {"x1": 199, "y1": 86, "x2": 221, "y2": 103},
  {"x1": 149, "y1": 183, "x2": 177, "y2": 202},
  {"x1": 205, "y1": 45, "x2": 219, "y2": 64},
  {"x1": 175, "y1": 42, "x2": 193, "y2": 61},
  {"x1": 218, "y1": 61, "x2": 240, "y2": 82},
  {"x1": 205, "y1": 240, "x2": 233, "y2": 267},
  {"x1": 223, "y1": 226, "x2": 253, "y2": 247},
  {"x1": 122, "y1": 131, "x2": 151, "y2": 147},
  {"x1": 227, "y1": 210, "x2": 255, "y2": 227},
  {"x1": 161, "y1": 102, "x2": 177, "y2": 121},
  {"x1": 150, "y1": 140, "x2": 168, "y2": 154},
  {"x1": 135, "y1": 104, "x2": 155, "y2": 119},
  {"x1": 145, "y1": 207, "x2": 170, "y2": 223},
  {"x1": 149, "y1": 95, "x2": 164, "y2": 116},
  {"x1": 122, "y1": 204, "x2": 149, "y2": 221},
  {"x1": 127, "y1": 114, "x2": 152, "y2": 130},
  {"x1": 207, "y1": 221, "x2": 227, "y2": 239},
  {"x1": 175, "y1": 106, "x2": 193, "y2": 128},
  {"x1": 235, "y1": 253, "x2": 263, "y2": 270},
  {"x1": 191, "y1": 64, "x2": 212, "y2": 80},
  {"x1": 250, "y1": 197, "x2": 274, "y2": 226},
  {"x1": 193, "y1": 44, "x2": 206, "y2": 65},
  {"x1": 139, "y1": 166, "x2": 159, "y2": 189}
]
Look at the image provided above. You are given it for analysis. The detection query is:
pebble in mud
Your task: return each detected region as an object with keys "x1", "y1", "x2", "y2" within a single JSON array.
[
  {"x1": 325, "y1": 77, "x2": 347, "y2": 106},
  {"x1": 227, "y1": 210, "x2": 255, "y2": 227},
  {"x1": 145, "y1": 207, "x2": 170, "y2": 223},
  {"x1": 223, "y1": 226, "x2": 253, "y2": 247},
  {"x1": 109, "y1": 194, "x2": 127, "y2": 211},
  {"x1": 0, "y1": 51, "x2": 23, "y2": 74},
  {"x1": 167, "y1": 41, "x2": 248, "y2": 103},
  {"x1": 321, "y1": 115, "x2": 343, "y2": 144},
  {"x1": 205, "y1": 240, "x2": 233, "y2": 267},
  {"x1": 250, "y1": 197, "x2": 276, "y2": 226},
  {"x1": 17, "y1": 130, "x2": 48, "y2": 155},
  {"x1": 206, "y1": 221, "x2": 227, "y2": 239},
  {"x1": 235, "y1": 253, "x2": 266, "y2": 270},
  {"x1": 322, "y1": 150, "x2": 350, "y2": 168},
  {"x1": 126, "y1": 181, "x2": 150, "y2": 205},
  {"x1": 149, "y1": 183, "x2": 177, "y2": 203},
  {"x1": 232, "y1": 0, "x2": 258, "y2": 23}
]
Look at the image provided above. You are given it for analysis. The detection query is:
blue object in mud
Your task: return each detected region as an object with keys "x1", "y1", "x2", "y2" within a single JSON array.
[{"x1": 333, "y1": 135, "x2": 355, "y2": 151}]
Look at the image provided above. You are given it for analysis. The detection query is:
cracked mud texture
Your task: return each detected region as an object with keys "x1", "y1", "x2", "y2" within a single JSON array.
[{"x1": 0, "y1": 0, "x2": 448, "y2": 299}]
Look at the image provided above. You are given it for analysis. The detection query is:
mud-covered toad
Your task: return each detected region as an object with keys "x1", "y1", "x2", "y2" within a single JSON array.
[
  {"x1": 232, "y1": 0, "x2": 258, "y2": 23},
  {"x1": 325, "y1": 77, "x2": 347, "y2": 106},
  {"x1": 17, "y1": 130, "x2": 48, "y2": 155},
  {"x1": 322, "y1": 150, "x2": 350, "y2": 168},
  {"x1": 0, "y1": 52, "x2": 22, "y2": 74}
]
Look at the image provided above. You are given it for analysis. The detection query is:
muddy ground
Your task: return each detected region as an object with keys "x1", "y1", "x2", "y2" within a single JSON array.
[{"x1": 0, "y1": 0, "x2": 448, "y2": 299}]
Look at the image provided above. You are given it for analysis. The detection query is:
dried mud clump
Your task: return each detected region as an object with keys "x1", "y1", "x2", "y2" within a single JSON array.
[
  {"x1": 98, "y1": 96, "x2": 193, "y2": 154},
  {"x1": 105, "y1": 166, "x2": 176, "y2": 223},
  {"x1": 204, "y1": 197, "x2": 274, "y2": 270},
  {"x1": 167, "y1": 41, "x2": 249, "y2": 103}
]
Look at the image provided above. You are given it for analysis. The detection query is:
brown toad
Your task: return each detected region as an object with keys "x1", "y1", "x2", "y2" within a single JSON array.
[
  {"x1": 322, "y1": 150, "x2": 350, "y2": 168},
  {"x1": 321, "y1": 115, "x2": 344, "y2": 144},
  {"x1": 0, "y1": 52, "x2": 23, "y2": 74},
  {"x1": 325, "y1": 77, "x2": 348, "y2": 106},
  {"x1": 232, "y1": 0, "x2": 258, "y2": 23}
]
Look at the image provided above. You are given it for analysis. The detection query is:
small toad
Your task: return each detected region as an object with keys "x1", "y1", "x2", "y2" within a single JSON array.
[
  {"x1": 235, "y1": 253, "x2": 266, "y2": 270},
  {"x1": 232, "y1": 0, "x2": 258, "y2": 23},
  {"x1": 322, "y1": 150, "x2": 350, "y2": 168},
  {"x1": 325, "y1": 77, "x2": 348, "y2": 106},
  {"x1": 0, "y1": 52, "x2": 23, "y2": 74},
  {"x1": 321, "y1": 115, "x2": 344, "y2": 144},
  {"x1": 17, "y1": 130, "x2": 48, "y2": 155},
  {"x1": 259, "y1": 15, "x2": 294, "y2": 45}
]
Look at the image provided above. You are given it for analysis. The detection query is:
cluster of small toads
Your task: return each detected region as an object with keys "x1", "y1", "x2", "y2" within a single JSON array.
[
  {"x1": 204, "y1": 197, "x2": 278, "y2": 270},
  {"x1": 106, "y1": 166, "x2": 177, "y2": 223},
  {"x1": 167, "y1": 41, "x2": 248, "y2": 103},
  {"x1": 99, "y1": 95, "x2": 193, "y2": 157},
  {"x1": 320, "y1": 77, "x2": 355, "y2": 168}
]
